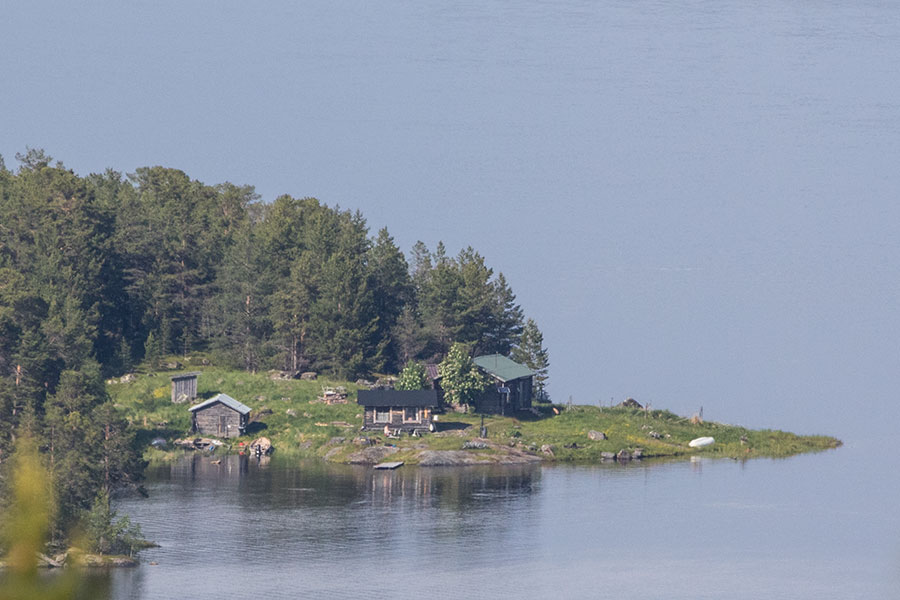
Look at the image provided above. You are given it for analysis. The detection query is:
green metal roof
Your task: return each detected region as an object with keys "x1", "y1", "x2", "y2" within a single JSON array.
[
  {"x1": 473, "y1": 354, "x2": 533, "y2": 382},
  {"x1": 189, "y1": 393, "x2": 251, "y2": 415}
]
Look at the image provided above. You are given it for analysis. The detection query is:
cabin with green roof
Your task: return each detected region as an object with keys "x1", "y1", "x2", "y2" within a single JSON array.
[
  {"x1": 473, "y1": 354, "x2": 534, "y2": 415},
  {"x1": 188, "y1": 393, "x2": 251, "y2": 438}
]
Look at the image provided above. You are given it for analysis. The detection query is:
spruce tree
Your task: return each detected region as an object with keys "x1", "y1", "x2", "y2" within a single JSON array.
[{"x1": 511, "y1": 318, "x2": 550, "y2": 402}]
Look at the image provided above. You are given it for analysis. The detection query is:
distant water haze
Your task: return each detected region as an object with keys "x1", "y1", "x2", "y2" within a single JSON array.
[
  {"x1": 3, "y1": 2, "x2": 898, "y2": 596},
  {"x1": 2, "y1": 1, "x2": 899, "y2": 442}
]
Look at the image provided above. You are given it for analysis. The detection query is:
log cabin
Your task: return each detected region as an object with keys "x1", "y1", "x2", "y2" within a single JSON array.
[
  {"x1": 188, "y1": 393, "x2": 250, "y2": 438},
  {"x1": 357, "y1": 389, "x2": 440, "y2": 434}
]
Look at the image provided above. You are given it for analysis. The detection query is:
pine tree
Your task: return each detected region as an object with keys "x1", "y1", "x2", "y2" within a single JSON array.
[{"x1": 511, "y1": 318, "x2": 550, "y2": 402}]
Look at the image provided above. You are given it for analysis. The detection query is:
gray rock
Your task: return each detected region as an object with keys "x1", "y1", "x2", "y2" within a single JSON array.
[
  {"x1": 348, "y1": 445, "x2": 399, "y2": 464},
  {"x1": 601, "y1": 452, "x2": 616, "y2": 460},
  {"x1": 588, "y1": 430, "x2": 607, "y2": 441},
  {"x1": 300, "y1": 371, "x2": 318, "y2": 381},
  {"x1": 164, "y1": 361, "x2": 183, "y2": 370},
  {"x1": 285, "y1": 408, "x2": 298, "y2": 417},
  {"x1": 541, "y1": 444, "x2": 555, "y2": 456},
  {"x1": 463, "y1": 439, "x2": 489, "y2": 450},
  {"x1": 648, "y1": 431, "x2": 662, "y2": 439},
  {"x1": 327, "y1": 437, "x2": 346, "y2": 445},
  {"x1": 632, "y1": 448, "x2": 643, "y2": 459},
  {"x1": 324, "y1": 447, "x2": 344, "y2": 460},
  {"x1": 418, "y1": 450, "x2": 481, "y2": 466},
  {"x1": 616, "y1": 449, "x2": 632, "y2": 461},
  {"x1": 268, "y1": 370, "x2": 297, "y2": 381},
  {"x1": 352, "y1": 436, "x2": 374, "y2": 446},
  {"x1": 120, "y1": 373, "x2": 137, "y2": 384}
]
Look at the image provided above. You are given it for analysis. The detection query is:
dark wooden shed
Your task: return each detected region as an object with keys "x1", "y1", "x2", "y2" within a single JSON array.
[
  {"x1": 358, "y1": 389, "x2": 440, "y2": 434},
  {"x1": 188, "y1": 393, "x2": 250, "y2": 438},
  {"x1": 473, "y1": 354, "x2": 534, "y2": 415},
  {"x1": 171, "y1": 372, "x2": 200, "y2": 404}
]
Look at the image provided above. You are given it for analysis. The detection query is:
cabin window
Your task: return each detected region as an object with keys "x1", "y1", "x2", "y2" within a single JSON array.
[
  {"x1": 403, "y1": 407, "x2": 420, "y2": 422},
  {"x1": 374, "y1": 408, "x2": 390, "y2": 423}
]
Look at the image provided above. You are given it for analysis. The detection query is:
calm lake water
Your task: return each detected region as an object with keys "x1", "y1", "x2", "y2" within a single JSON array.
[{"x1": 99, "y1": 440, "x2": 898, "y2": 600}]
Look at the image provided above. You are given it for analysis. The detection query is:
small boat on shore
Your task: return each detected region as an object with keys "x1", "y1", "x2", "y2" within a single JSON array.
[{"x1": 688, "y1": 436, "x2": 715, "y2": 448}]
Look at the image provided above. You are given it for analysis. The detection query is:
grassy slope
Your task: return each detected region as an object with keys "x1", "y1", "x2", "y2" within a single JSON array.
[{"x1": 110, "y1": 361, "x2": 841, "y2": 464}]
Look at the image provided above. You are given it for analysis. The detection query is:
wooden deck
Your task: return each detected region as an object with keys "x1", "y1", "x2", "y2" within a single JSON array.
[{"x1": 373, "y1": 461, "x2": 404, "y2": 470}]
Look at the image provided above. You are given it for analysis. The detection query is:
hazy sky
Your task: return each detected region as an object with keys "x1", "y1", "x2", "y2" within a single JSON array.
[{"x1": 3, "y1": 1, "x2": 899, "y2": 440}]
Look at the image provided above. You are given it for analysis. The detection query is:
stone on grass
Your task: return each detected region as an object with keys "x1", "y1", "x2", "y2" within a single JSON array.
[{"x1": 463, "y1": 439, "x2": 489, "y2": 450}]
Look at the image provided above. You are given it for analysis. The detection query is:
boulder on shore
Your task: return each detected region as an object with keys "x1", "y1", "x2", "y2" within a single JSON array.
[
  {"x1": 348, "y1": 445, "x2": 398, "y2": 464},
  {"x1": 588, "y1": 430, "x2": 607, "y2": 441},
  {"x1": 249, "y1": 437, "x2": 273, "y2": 454},
  {"x1": 618, "y1": 398, "x2": 642, "y2": 409}
]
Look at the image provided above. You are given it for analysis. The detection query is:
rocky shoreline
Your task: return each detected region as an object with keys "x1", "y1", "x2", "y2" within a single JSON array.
[{"x1": 0, "y1": 552, "x2": 139, "y2": 570}]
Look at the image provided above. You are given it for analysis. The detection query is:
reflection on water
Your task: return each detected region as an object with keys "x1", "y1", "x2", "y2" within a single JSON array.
[
  {"x1": 101, "y1": 444, "x2": 896, "y2": 600},
  {"x1": 107, "y1": 455, "x2": 547, "y2": 600},
  {"x1": 152, "y1": 452, "x2": 540, "y2": 509}
]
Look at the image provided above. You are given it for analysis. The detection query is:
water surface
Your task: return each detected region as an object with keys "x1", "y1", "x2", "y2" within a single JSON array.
[{"x1": 107, "y1": 441, "x2": 897, "y2": 599}]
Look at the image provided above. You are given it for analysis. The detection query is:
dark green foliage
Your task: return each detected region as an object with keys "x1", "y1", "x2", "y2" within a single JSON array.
[
  {"x1": 402, "y1": 243, "x2": 525, "y2": 362},
  {"x1": 511, "y1": 318, "x2": 550, "y2": 401},
  {"x1": 84, "y1": 490, "x2": 147, "y2": 557},
  {"x1": 0, "y1": 149, "x2": 546, "y2": 546}
]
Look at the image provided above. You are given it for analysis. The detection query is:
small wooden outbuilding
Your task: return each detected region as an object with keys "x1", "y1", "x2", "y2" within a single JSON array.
[
  {"x1": 170, "y1": 372, "x2": 200, "y2": 404},
  {"x1": 188, "y1": 393, "x2": 250, "y2": 438},
  {"x1": 357, "y1": 389, "x2": 440, "y2": 434},
  {"x1": 473, "y1": 354, "x2": 534, "y2": 415}
]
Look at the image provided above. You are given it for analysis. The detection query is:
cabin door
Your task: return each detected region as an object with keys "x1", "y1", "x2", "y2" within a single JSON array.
[{"x1": 218, "y1": 415, "x2": 226, "y2": 436}]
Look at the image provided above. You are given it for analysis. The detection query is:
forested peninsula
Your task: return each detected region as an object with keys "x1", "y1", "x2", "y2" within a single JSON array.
[{"x1": 0, "y1": 150, "x2": 839, "y2": 566}]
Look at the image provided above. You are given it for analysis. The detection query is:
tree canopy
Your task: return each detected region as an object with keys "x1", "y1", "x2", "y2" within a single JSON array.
[{"x1": 0, "y1": 150, "x2": 549, "y2": 543}]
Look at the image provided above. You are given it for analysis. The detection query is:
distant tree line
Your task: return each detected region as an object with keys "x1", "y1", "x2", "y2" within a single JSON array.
[{"x1": 0, "y1": 149, "x2": 550, "y2": 540}]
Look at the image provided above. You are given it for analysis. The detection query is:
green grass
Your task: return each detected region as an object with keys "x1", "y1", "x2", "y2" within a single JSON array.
[{"x1": 109, "y1": 357, "x2": 842, "y2": 464}]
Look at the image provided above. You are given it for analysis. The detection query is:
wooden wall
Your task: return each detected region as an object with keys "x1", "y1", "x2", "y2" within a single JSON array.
[
  {"x1": 362, "y1": 406, "x2": 433, "y2": 433},
  {"x1": 172, "y1": 376, "x2": 198, "y2": 403},
  {"x1": 192, "y1": 403, "x2": 247, "y2": 438},
  {"x1": 476, "y1": 377, "x2": 533, "y2": 414}
]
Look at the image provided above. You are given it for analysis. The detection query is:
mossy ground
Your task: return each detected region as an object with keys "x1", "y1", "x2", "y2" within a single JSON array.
[{"x1": 109, "y1": 357, "x2": 841, "y2": 465}]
